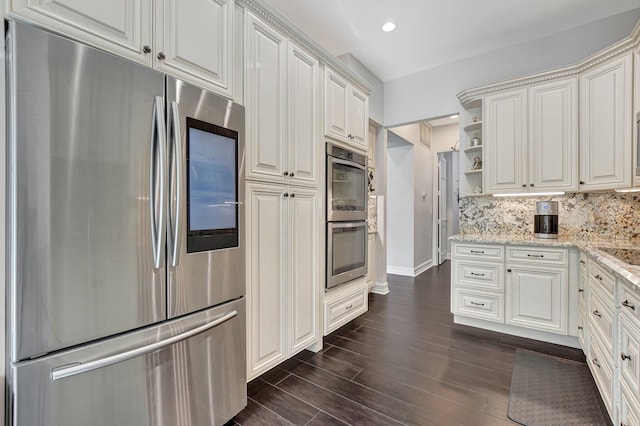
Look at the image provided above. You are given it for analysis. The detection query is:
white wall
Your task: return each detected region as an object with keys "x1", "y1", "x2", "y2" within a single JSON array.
[
  {"x1": 386, "y1": 138, "x2": 414, "y2": 274},
  {"x1": 413, "y1": 144, "x2": 433, "y2": 271},
  {"x1": 384, "y1": 9, "x2": 640, "y2": 126},
  {"x1": 444, "y1": 151, "x2": 459, "y2": 256},
  {"x1": 388, "y1": 123, "x2": 421, "y2": 146},
  {"x1": 431, "y1": 123, "x2": 460, "y2": 153},
  {"x1": 338, "y1": 53, "x2": 385, "y2": 124}
]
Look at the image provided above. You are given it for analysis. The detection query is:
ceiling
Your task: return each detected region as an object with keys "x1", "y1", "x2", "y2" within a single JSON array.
[{"x1": 262, "y1": 0, "x2": 640, "y2": 82}]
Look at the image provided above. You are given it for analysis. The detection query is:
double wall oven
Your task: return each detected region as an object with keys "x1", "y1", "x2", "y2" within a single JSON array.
[{"x1": 326, "y1": 143, "x2": 368, "y2": 289}]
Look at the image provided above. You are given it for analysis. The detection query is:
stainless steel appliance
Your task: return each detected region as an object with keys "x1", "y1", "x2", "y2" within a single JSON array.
[
  {"x1": 327, "y1": 143, "x2": 368, "y2": 222},
  {"x1": 326, "y1": 143, "x2": 368, "y2": 289},
  {"x1": 534, "y1": 201, "x2": 559, "y2": 239},
  {"x1": 6, "y1": 21, "x2": 246, "y2": 426}
]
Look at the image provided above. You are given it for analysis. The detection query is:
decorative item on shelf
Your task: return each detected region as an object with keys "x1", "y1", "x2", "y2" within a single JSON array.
[
  {"x1": 368, "y1": 168, "x2": 375, "y2": 193},
  {"x1": 472, "y1": 156, "x2": 482, "y2": 170},
  {"x1": 472, "y1": 116, "x2": 479, "y2": 123},
  {"x1": 474, "y1": 186, "x2": 482, "y2": 194},
  {"x1": 471, "y1": 133, "x2": 481, "y2": 146}
]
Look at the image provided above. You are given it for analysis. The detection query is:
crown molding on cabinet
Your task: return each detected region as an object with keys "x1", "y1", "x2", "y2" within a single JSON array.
[
  {"x1": 237, "y1": 0, "x2": 373, "y2": 94},
  {"x1": 457, "y1": 25, "x2": 640, "y2": 106}
]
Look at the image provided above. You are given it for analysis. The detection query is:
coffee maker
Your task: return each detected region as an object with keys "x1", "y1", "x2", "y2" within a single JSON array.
[{"x1": 534, "y1": 201, "x2": 558, "y2": 239}]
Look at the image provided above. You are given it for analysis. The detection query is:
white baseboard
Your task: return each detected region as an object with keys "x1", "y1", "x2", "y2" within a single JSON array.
[
  {"x1": 414, "y1": 260, "x2": 433, "y2": 276},
  {"x1": 386, "y1": 265, "x2": 414, "y2": 276},
  {"x1": 371, "y1": 281, "x2": 389, "y2": 295}
]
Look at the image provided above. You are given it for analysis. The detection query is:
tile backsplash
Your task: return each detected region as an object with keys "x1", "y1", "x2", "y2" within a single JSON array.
[{"x1": 459, "y1": 192, "x2": 640, "y2": 239}]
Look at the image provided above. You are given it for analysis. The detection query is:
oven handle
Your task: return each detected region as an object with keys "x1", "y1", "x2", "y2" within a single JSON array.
[
  {"x1": 331, "y1": 157, "x2": 367, "y2": 171},
  {"x1": 330, "y1": 221, "x2": 368, "y2": 230}
]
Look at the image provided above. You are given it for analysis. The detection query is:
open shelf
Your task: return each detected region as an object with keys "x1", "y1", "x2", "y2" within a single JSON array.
[
  {"x1": 463, "y1": 145, "x2": 483, "y2": 154},
  {"x1": 464, "y1": 169, "x2": 483, "y2": 174},
  {"x1": 463, "y1": 121, "x2": 482, "y2": 133}
]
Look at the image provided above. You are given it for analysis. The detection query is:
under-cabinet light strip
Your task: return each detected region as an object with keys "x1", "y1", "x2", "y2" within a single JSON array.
[{"x1": 492, "y1": 192, "x2": 565, "y2": 197}]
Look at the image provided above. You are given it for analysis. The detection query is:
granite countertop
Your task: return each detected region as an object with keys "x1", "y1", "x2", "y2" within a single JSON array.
[{"x1": 450, "y1": 233, "x2": 640, "y2": 288}]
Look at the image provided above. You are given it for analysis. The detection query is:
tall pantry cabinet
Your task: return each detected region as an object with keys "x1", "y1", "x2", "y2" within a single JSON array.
[{"x1": 244, "y1": 12, "x2": 322, "y2": 380}]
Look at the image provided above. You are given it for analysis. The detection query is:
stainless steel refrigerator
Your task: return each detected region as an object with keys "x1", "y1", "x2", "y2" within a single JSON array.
[{"x1": 6, "y1": 21, "x2": 246, "y2": 426}]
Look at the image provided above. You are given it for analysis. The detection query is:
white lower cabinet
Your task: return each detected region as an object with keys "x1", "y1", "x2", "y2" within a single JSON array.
[
  {"x1": 620, "y1": 380, "x2": 640, "y2": 426},
  {"x1": 246, "y1": 182, "x2": 320, "y2": 379},
  {"x1": 589, "y1": 332, "x2": 616, "y2": 417},
  {"x1": 323, "y1": 278, "x2": 368, "y2": 335}
]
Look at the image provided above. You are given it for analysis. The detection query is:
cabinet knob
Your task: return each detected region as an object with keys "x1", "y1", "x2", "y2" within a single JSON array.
[
  {"x1": 621, "y1": 352, "x2": 632, "y2": 361},
  {"x1": 143, "y1": 45, "x2": 151, "y2": 54},
  {"x1": 290, "y1": 172, "x2": 294, "y2": 177},
  {"x1": 530, "y1": 183, "x2": 534, "y2": 187},
  {"x1": 283, "y1": 171, "x2": 289, "y2": 176},
  {"x1": 507, "y1": 268, "x2": 512, "y2": 272},
  {"x1": 157, "y1": 52, "x2": 166, "y2": 60},
  {"x1": 579, "y1": 181, "x2": 585, "y2": 185},
  {"x1": 578, "y1": 325, "x2": 583, "y2": 330},
  {"x1": 283, "y1": 193, "x2": 289, "y2": 197},
  {"x1": 522, "y1": 184, "x2": 527, "y2": 188},
  {"x1": 290, "y1": 193, "x2": 295, "y2": 198}
]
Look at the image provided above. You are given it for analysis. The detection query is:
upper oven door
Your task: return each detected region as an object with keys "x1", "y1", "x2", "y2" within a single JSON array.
[{"x1": 327, "y1": 156, "x2": 367, "y2": 221}]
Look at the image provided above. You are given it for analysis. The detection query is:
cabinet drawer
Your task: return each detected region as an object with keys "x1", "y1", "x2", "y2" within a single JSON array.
[
  {"x1": 588, "y1": 288, "x2": 615, "y2": 359},
  {"x1": 620, "y1": 380, "x2": 640, "y2": 426},
  {"x1": 589, "y1": 261, "x2": 615, "y2": 298},
  {"x1": 579, "y1": 251, "x2": 588, "y2": 274},
  {"x1": 620, "y1": 313, "x2": 640, "y2": 398},
  {"x1": 324, "y1": 285, "x2": 367, "y2": 334},
  {"x1": 619, "y1": 281, "x2": 640, "y2": 322},
  {"x1": 453, "y1": 260, "x2": 504, "y2": 291},
  {"x1": 506, "y1": 246, "x2": 567, "y2": 265},
  {"x1": 588, "y1": 333, "x2": 614, "y2": 417},
  {"x1": 452, "y1": 288, "x2": 504, "y2": 323},
  {"x1": 454, "y1": 244, "x2": 504, "y2": 260}
]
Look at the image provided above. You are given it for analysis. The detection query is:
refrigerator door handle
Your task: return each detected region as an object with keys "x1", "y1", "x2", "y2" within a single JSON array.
[
  {"x1": 50, "y1": 310, "x2": 238, "y2": 381},
  {"x1": 168, "y1": 101, "x2": 182, "y2": 268},
  {"x1": 150, "y1": 96, "x2": 167, "y2": 269}
]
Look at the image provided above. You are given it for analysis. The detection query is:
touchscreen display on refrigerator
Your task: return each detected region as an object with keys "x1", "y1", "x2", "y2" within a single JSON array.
[{"x1": 186, "y1": 118, "x2": 239, "y2": 252}]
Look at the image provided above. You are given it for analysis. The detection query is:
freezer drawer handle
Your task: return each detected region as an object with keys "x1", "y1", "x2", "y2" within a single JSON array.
[{"x1": 51, "y1": 310, "x2": 238, "y2": 381}]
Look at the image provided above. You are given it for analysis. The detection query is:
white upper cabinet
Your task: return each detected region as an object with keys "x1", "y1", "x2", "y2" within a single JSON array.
[
  {"x1": 9, "y1": 0, "x2": 236, "y2": 99},
  {"x1": 245, "y1": 13, "x2": 319, "y2": 187},
  {"x1": 9, "y1": 0, "x2": 152, "y2": 65},
  {"x1": 528, "y1": 78, "x2": 578, "y2": 191},
  {"x1": 155, "y1": 0, "x2": 233, "y2": 98},
  {"x1": 484, "y1": 78, "x2": 578, "y2": 194},
  {"x1": 579, "y1": 53, "x2": 633, "y2": 190},
  {"x1": 245, "y1": 13, "x2": 287, "y2": 183},
  {"x1": 324, "y1": 68, "x2": 369, "y2": 152},
  {"x1": 484, "y1": 89, "x2": 527, "y2": 194}
]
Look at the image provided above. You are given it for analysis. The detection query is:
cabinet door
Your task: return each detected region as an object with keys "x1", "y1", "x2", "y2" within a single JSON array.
[
  {"x1": 324, "y1": 68, "x2": 349, "y2": 142},
  {"x1": 349, "y1": 87, "x2": 369, "y2": 151},
  {"x1": 245, "y1": 13, "x2": 287, "y2": 183},
  {"x1": 580, "y1": 54, "x2": 633, "y2": 190},
  {"x1": 155, "y1": 0, "x2": 233, "y2": 98},
  {"x1": 246, "y1": 183, "x2": 286, "y2": 378},
  {"x1": 288, "y1": 43, "x2": 319, "y2": 187},
  {"x1": 9, "y1": 0, "x2": 152, "y2": 65},
  {"x1": 484, "y1": 89, "x2": 527, "y2": 193},
  {"x1": 529, "y1": 78, "x2": 578, "y2": 191},
  {"x1": 505, "y1": 265, "x2": 568, "y2": 334},
  {"x1": 288, "y1": 188, "x2": 320, "y2": 355}
]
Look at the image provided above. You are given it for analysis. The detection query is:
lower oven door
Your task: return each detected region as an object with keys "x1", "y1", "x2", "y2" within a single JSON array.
[
  {"x1": 327, "y1": 221, "x2": 368, "y2": 289},
  {"x1": 10, "y1": 298, "x2": 246, "y2": 426}
]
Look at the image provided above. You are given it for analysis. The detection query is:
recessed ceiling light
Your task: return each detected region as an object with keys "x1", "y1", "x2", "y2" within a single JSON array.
[
  {"x1": 449, "y1": 114, "x2": 459, "y2": 119},
  {"x1": 382, "y1": 22, "x2": 396, "y2": 32}
]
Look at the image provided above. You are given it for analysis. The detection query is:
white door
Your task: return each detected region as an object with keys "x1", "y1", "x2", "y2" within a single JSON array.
[
  {"x1": 437, "y1": 154, "x2": 448, "y2": 265},
  {"x1": 154, "y1": 0, "x2": 233, "y2": 98}
]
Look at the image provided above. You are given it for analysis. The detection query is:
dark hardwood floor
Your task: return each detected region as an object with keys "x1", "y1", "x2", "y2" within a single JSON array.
[{"x1": 229, "y1": 261, "x2": 586, "y2": 425}]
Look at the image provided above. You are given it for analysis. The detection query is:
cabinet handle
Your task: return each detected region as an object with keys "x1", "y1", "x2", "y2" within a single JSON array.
[
  {"x1": 579, "y1": 260, "x2": 586, "y2": 265},
  {"x1": 621, "y1": 353, "x2": 632, "y2": 362},
  {"x1": 579, "y1": 181, "x2": 585, "y2": 185},
  {"x1": 283, "y1": 193, "x2": 289, "y2": 197},
  {"x1": 470, "y1": 301, "x2": 485, "y2": 307},
  {"x1": 290, "y1": 193, "x2": 295, "y2": 198},
  {"x1": 527, "y1": 254, "x2": 544, "y2": 258},
  {"x1": 578, "y1": 325, "x2": 583, "y2": 330},
  {"x1": 507, "y1": 269, "x2": 512, "y2": 272},
  {"x1": 594, "y1": 274, "x2": 603, "y2": 281},
  {"x1": 578, "y1": 289, "x2": 584, "y2": 293},
  {"x1": 470, "y1": 272, "x2": 485, "y2": 277},
  {"x1": 592, "y1": 310, "x2": 602, "y2": 318},
  {"x1": 345, "y1": 304, "x2": 353, "y2": 310},
  {"x1": 470, "y1": 250, "x2": 485, "y2": 254},
  {"x1": 622, "y1": 300, "x2": 636, "y2": 310},
  {"x1": 143, "y1": 45, "x2": 151, "y2": 54},
  {"x1": 530, "y1": 183, "x2": 534, "y2": 187},
  {"x1": 157, "y1": 52, "x2": 166, "y2": 60},
  {"x1": 283, "y1": 171, "x2": 289, "y2": 176},
  {"x1": 591, "y1": 358, "x2": 601, "y2": 368}
]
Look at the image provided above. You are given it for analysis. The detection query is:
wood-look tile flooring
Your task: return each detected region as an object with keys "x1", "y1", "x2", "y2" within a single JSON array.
[{"x1": 230, "y1": 262, "x2": 586, "y2": 425}]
